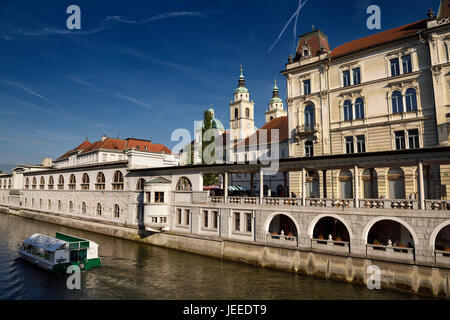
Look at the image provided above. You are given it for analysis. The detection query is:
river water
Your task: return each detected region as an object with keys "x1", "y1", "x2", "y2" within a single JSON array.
[{"x1": 0, "y1": 212, "x2": 424, "y2": 300}]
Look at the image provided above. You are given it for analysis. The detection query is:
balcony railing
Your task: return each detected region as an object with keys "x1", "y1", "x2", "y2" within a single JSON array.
[
  {"x1": 202, "y1": 196, "x2": 447, "y2": 211},
  {"x1": 366, "y1": 244, "x2": 415, "y2": 261},
  {"x1": 311, "y1": 238, "x2": 350, "y2": 253},
  {"x1": 435, "y1": 250, "x2": 450, "y2": 265},
  {"x1": 265, "y1": 233, "x2": 298, "y2": 247}
]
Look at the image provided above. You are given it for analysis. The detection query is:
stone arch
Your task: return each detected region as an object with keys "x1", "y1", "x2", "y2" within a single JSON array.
[
  {"x1": 176, "y1": 177, "x2": 192, "y2": 191},
  {"x1": 429, "y1": 220, "x2": 450, "y2": 251},
  {"x1": 361, "y1": 217, "x2": 419, "y2": 247},
  {"x1": 264, "y1": 212, "x2": 300, "y2": 237},
  {"x1": 307, "y1": 214, "x2": 354, "y2": 240}
]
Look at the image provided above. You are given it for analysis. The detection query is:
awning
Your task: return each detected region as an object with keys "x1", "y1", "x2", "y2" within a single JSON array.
[{"x1": 23, "y1": 233, "x2": 68, "y2": 252}]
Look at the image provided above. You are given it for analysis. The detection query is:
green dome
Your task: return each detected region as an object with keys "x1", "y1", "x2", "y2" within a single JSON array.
[
  {"x1": 235, "y1": 87, "x2": 249, "y2": 94},
  {"x1": 270, "y1": 96, "x2": 283, "y2": 104},
  {"x1": 201, "y1": 117, "x2": 225, "y2": 131},
  {"x1": 212, "y1": 118, "x2": 225, "y2": 131}
]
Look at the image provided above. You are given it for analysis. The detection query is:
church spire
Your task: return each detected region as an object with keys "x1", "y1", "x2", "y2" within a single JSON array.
[
  {"x1": 238, "y1": 64, "x2": 246, "y2": 88},
  {"x1": 272, "y1": 79, "x2": 279, "y2": 98}
]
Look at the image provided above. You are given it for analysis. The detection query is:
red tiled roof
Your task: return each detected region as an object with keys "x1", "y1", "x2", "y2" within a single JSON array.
[
  {"x1": 294, "y1": 30, "x2": 330, "y2": 62},
  {"x1": 438, "y1": 0, "x2": 450, "y2": 18},
  {"x1": 127, "y1": 138, "x2": 172, "y2": 154},
  {"x1": 56, "y1": 140, "x2": 92, "y2": 161},
  {"x1": 237, "y1": 116, "x2": 288, "y2": 148},
  {"x1": 57, "y1": 137, "x2": 172, "y2": 161},
  {"x1": 330, "y1": 19, "x2": 427, "y2": 59}
]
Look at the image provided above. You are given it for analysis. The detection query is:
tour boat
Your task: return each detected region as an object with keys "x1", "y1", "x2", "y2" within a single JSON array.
[{"x1": 18, "y1": 232, "x2": 101, "y2": 273}]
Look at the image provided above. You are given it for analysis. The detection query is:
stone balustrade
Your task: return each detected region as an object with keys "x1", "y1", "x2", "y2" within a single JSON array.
[
  {"x1": 366, "y1": 244, "x2": 415, "y2": 262},
  {"x1": 265, "y1": 233, "x2": 298, "y2": 247},
  {"x1": 311, "y1": 238, "x2": 351, "y2": 253},
  {"x1": 435, "y1": 250, "x2": 450, "y2": 264}
]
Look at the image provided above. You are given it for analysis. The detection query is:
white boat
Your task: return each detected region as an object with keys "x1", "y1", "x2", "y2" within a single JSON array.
[{"x1": 18, "y1": 232, "x2": 101, "y2": 273}]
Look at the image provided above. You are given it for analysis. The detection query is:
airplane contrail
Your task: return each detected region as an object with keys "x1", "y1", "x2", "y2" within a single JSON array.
[{"x1": 267, "y1": 0, "x2": 309, "y2": 54}]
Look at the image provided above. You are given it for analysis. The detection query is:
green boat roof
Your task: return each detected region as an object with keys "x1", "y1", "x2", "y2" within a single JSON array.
[{"x1": 55, "y1": 232, "x2": 90, "y2": 249}]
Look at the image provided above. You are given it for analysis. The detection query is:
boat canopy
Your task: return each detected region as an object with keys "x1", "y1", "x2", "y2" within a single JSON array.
[{"x1": 23, "y1": 233, "x2": 68, "y2": 252}]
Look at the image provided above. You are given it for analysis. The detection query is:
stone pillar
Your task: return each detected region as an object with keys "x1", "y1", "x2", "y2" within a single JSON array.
[
  {"x1": 354, "y1": 165, "x2": 360, "y2": 208},
  {"x1": 302, "y1": 168, "x2": 306, "y2": 206},
  {"x1": 224, "y1": 173, "x2": 228, "y2": 200},
  {"x1": 322, "y1": 170, "x2": 327, "y2": 199},
  {"x1": 283, "y1": 172, "x2": 288, "y2": 198},
  {"x1": 418, "y1": 162, "x2": 425, "y2": 210},
  {"x1": 259, "y1": 168, "x2": 264, "y2": 203}
]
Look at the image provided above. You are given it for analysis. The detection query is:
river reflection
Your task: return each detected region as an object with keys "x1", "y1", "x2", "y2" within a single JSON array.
[{"x1": 0, "y1": 212, "x2": 425, "y2": 300}]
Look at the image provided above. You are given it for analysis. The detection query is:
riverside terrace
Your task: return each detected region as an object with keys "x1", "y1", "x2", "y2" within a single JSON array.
[{"x1": 128, "y1": 146, "x2": 450, "y2": 266}]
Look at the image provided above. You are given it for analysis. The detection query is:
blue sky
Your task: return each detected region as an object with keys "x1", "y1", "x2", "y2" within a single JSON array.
[{"x1": 0, "y1": 0, "x2": 441, "y2": 171}]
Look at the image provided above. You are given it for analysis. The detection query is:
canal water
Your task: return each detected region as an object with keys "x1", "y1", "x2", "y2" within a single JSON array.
[{"x1": 0, "y1": 212, "x2": 424, "y2": 300}]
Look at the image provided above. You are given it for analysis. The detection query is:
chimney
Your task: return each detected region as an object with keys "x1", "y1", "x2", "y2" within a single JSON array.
[
  {"x1": 41, "y1": 158, "x2": 53, "y2": 167},
  {"x1": 101, "y1": 134, "x2": 108, "y2": 142}
]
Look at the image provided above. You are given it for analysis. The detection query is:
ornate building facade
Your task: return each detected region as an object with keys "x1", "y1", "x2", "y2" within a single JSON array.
[{"x1": 283, "y1": 2, "x2": 450, "y2": 200}]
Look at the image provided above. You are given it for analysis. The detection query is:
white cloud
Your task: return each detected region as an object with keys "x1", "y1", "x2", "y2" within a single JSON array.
[
  {"x1": 3, "y1": 11, "x2": 205, "y2": 40},
  {"x1": 0, "y1": 80, "x2": 66, "y2": 112},
  {"x1": 67, "y1": 75, "x2": 94, "y2": 87},
  {"x1": 114, "y1": 93, "x2": 153, "y2": 109}
]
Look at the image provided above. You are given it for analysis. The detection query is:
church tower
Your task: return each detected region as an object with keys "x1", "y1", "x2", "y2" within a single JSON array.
[
  {"x1": 265, "y1": 79, "x2": 287, "y2": 123},
  {"x1": 229, "y1": 66, "x2": 256, "y2": 141}
]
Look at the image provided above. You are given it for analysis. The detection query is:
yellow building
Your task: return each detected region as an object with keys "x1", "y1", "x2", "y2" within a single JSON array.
[{"x1": 283, "y1": 1, "x2": 450, "y2": 200}]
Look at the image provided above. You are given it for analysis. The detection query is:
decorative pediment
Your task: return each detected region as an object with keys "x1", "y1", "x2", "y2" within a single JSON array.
[
  {"x1": 387, "y1": 78, "x2": 418, "y2": 90},
  {"x1": 338, "y1": 89, "x2": 363, "y2": 100}
]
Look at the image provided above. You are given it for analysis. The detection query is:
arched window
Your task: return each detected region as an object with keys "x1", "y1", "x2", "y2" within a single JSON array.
[
  {"x1": 58, "y1": 200, "x2": 62, "y2": 211},
  {"x1": 392, "y1": 91, "x2": 403, "y2": 113},
  {"x1": 368, "y1": 220, "x2": 414, "y2": 248},
  {"x1": 305, "y1": 141, "x2": 314, "y2": 157},
  {"x1": 245, "y1": 108, "x2": 250, "y2": 118},
  {"x1": 69, "y1": 174, "x2": 76, "y2": 190},
  {"x1": 268, "y1": 214, "x2": 298, "y2": 238},
  {"x1": 8, "y1": 179, "x2": 11, "y2": 189},
  {"x1": 48, "y1": 199, "x2": 52, "y2": 210},
  {"x1": 343, "y1": 100, "x2": 353, "y2": 121},
  {"x1": 313, "y1": 217, "x2": 350, "y2": 242},
  {"x1": 39, "y1": 177, "x2": 45, "y2": 190},
  {"x1": 69, "y1": 201, "x2": 73, "y2": 213},
  {"x1": 405, "y1": 88, "x2": 417, "y2": 112},
  {"x1": 32, "y1": 198, "x2": 35, "y2": 208},
  {"x1": 96, "y1": 172, "x2": 106, "y2": 190},
  {"x1": 96, "y1": 203, "x2": 102, "y2": 216},
  {"x1": 82, "y1": 202, "x2": 87, "y2": 214},
  {"x1": 112, "y1": 171, "x2": 124, "y2": 190},
  {"x1": 48, "y1": 176, "x2": 54, "y2": 190},
  {"x1": 136, "y1": 178, "x2": 145, "y2": 191},
  {"x1": 176, "y1": 177, "x2": 192, "y2": 191},
  {"x1": 114, "y1": 204, "x2": 120, "y2": 218},
  {"x1": 32, "y1": 177, "x2": 37, "y2": 190},
  {"x1": 39, "y1": 199, "x2": 42, "y2": 209},
  {"x1": 234, "y1": 108, "x2": 239, "y2": 119},
  {"x1": 355, "y1": 98, "x2": 365, "y2": 119},
  {"x1": 58, "y1": 175, "x2": 64, "y2": 190},
  {"x1": 81, "y1": 173, "x2": 90, "y2": 190},
  {"x1": 304, "y1": 105, "x2": 315, "y2": 130},
  {"x1": 25, "y1": 178, "x2": 29, "y2": 190}
]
